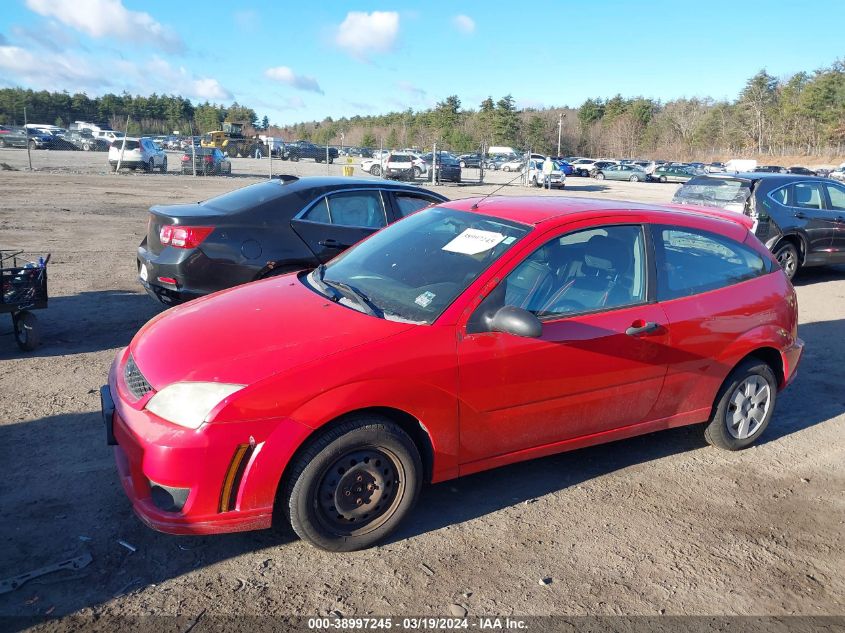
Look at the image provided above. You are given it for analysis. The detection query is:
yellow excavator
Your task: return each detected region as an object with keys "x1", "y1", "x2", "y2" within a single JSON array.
[{"x1": 200, "y1": 122, "x2": 265, "y2": 158}]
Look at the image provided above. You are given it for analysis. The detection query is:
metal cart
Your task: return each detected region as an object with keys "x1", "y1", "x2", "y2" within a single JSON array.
[{"x1": 1, "y1": 251, "x2": 49, "y2": 351}]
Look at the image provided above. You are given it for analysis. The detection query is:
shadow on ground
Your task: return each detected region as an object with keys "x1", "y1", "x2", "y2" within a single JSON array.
[{"x1": 0, "y1": 318, "x2": 840, "y2": 620}]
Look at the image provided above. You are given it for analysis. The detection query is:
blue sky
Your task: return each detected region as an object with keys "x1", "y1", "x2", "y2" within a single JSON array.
[{"x1": 1, "y1": 1, "x2": 845, "y2": 125}]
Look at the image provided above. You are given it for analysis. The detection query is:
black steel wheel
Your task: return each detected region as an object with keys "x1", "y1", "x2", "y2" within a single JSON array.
[
  {"x1": 282, "y1": 416, "x2": 422, "y2": 551},
  {"x1": 13, "y1": 311, "x2": 40, "y2": 351}
]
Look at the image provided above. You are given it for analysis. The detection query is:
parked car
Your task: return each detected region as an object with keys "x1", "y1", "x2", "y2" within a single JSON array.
[
  {"x1": 555, "y1": 160, "x2": 574, "y2": 176},
  {"x1": 570, "y1": 158, "x2": 609, "y2": 177},
  {"x1": 785, "y1": 166, "x2": 817, "y2": 177},
  {"x1": 754, "y1": 165, "x2": 786, "y2": 174},
  {"x1": 136, "y1": 176, "x2": 447, "y2": 305},
  {"x1": 588, "y1": 161, "x2": 619, "y2": 177},
  {"x1": 829, "y1": 168, "x2": 845, "y2": 183},
  {"x1": 361, "y1": 152, "x2": 426, "y2": 179},
  {"x1": 652, "y1": 165, "x2": 699, "y2": 183},
  {"x1": 430, "y1": 155, "x2": 462, "y2": 183},
  {"x1": 24, "y1": 128, "x2": 57, "y2": 150},
  {"x1": 484, "y1": 155, "x2": 508, "y2": 170},
  {"x1": 594, "y1": 164, "x2": 649, "y2": 182},
  {"x1": 526, "y1": 159, "x2": 566, "y2": 188},
  {"x1": 707, "y1": 162, "x2": 726, "y2": 173},
  {"x1": 459, "y1": 153, "x2": 483, "y2": 169},
  {"x1": 180, "y1": 147, "x2": 232, "y2": 175},
  {"x1": 673, "y1": 172, "x2": 845, "y2": 279},
  {"x1": 65, "y1": 130, "x2": 110, "y2": 151},
  {"x1": 0, "y1": 125, "x2": 28, "y2": 148},
  {"x1": 501, "y1": 156, "x2": 526, "y2": 172},
  {"x1": 104, "y1": 196, "x2": 803, "y2": 551},
  {"x1": 108, "y1": 137, "x2": 168, "y2": 172}
]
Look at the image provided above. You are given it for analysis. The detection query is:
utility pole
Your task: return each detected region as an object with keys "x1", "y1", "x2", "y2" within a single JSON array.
[
  {"x1": 24, "y1": 107, "x2": 32, "y2": 171},
  {"x1": 557, "y1": 112, "x2": 563, "y2": 158}
]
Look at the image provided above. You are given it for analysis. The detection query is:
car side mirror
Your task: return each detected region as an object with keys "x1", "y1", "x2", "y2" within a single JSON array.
[{"x1": 489, "y1": 305, "x2": 542, "y2": 338}]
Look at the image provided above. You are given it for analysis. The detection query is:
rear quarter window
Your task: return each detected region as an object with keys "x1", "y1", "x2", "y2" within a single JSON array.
[{"x1": 654, "y1": 226, "x2": 769, "y2": 301}]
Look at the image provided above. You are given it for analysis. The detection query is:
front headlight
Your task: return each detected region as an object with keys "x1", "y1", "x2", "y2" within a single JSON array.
[{"x1": 146, "y1": 382, "x2": 245, "y2": 429}]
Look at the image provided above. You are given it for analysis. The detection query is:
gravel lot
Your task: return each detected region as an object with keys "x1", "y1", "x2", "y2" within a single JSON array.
[{"x1": 0, "y1": 149, "x2": 843, "y2": 623}]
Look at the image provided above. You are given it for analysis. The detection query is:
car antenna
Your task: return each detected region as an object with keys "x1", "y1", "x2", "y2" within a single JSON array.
[{"x1": 471, "y1": 170, "x2": 532, "y2": 210}]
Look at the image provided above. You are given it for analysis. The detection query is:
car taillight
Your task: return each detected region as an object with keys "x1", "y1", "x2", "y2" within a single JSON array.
[
  {"x1": 204, "y1": 156, "x2": 213, "y2": 163},
  {"x1": 181, "y1": 155, "x2": 190, "y2": 161},
  {"x1": 159, "y1": 225, "x2": 213, "y2": 249}
]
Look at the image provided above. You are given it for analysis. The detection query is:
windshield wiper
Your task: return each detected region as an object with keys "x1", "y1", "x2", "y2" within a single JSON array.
[
  {"x1": 323, "y1": 278, "x2": 383, "y2": 318},
  {"x1": 311, "y1": 263, "x2": 342, "y2": 303}
]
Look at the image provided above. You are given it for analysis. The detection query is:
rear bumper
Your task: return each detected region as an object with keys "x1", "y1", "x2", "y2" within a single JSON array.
[{"x1": 104, "y1": 352, "x2": 313, "y2": 535}]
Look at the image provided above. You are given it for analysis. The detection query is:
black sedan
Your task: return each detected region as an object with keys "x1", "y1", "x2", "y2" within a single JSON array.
[
  {"x1": 0, "y1": 125, "x2": 28, "y2": 148},
  {"x1": 673, "y1": 172, "x2": 845, "y2": 279},
  {"x1": 420, "y1": 153, "x2": 462, "y2": 183},
  {"x1": 458, "y1": 153, "x2": 482, "y2": 168},
  {"x1": 137, "y1": 176, "x2": 448, "y2": 304}
]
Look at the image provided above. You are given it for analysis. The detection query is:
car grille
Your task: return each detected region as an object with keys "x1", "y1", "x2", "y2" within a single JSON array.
[{"x1": 124, "y1": 354, "x2": 153, "y2": 400}]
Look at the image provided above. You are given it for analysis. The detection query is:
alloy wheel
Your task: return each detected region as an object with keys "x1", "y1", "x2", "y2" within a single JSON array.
[{"x1": 725, "y1": 375, "x2": 771, "y2": 439}]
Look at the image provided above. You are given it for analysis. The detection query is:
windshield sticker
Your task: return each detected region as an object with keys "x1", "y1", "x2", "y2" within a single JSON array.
[
  {"x1": 442, "y1": 229, "x2": 506, "y2": 255},
  {"x1": 502, "y1": 236, "x2": 516, "y2": 244},
  {"x1": 414, "y1": 291, "x2": 436, "y2": 308}
]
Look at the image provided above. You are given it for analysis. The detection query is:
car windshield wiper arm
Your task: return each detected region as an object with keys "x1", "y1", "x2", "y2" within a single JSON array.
[
  {"x1": 311, "y1": 264, "x2": 342, "y2": 303},
  {"x1": 323, "y1": 278, "x2": 383, "y2": 318}
]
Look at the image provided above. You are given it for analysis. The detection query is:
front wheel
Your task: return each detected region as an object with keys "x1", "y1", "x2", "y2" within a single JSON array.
[
  {"x1": 659, "y1": 175, "x2": 667, "y2": 183},
  {"x1": 630, "y1": 175, "x2": 639, "y2": 182},
  {"x1": 370, "y1": 165, "x2": 381, "y2": 176},
  {"x1": 282, "y1": 417, "x2": 422, "y2": 551},
  {"x1": 13, "y1": 311, "x2": 40, "y2": 351},
  {"x1": 704, "y1": 359, "x2": 778, "y2": 450},
  {"x1": 160, "y1": 157, "x2": 167, "y2": 173},
  {"x1": 773, "y1": 242, "x2": 799, "y2": 280},
  {"x1": 412, "y1": 166, "x2": 421, "y2": 178}
]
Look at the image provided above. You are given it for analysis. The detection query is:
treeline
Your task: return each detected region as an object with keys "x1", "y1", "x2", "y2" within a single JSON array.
[
  {"x1": 2, "y1": 58, "x2": 844, "y2": 159},
  {"x1": 0, "y1": 89, "x2": 265, "y2": 136}
]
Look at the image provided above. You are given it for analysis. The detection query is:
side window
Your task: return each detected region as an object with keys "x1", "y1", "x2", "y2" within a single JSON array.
[
  {"x1": 655, "y1": 226, "x2": 768, "y2": 301},
  {"x1": 395, "y1": 194, "x2": 437, "y2": 218},
  {"x1": 770, "y1": 185, "x2": 789, "y2": 206},
  {"x1": 793, "y1": 182, "x2": 824, "y2": 209},
  {"x1": 327, "y1": 191, "x2": 386, "y2": 228},
  {"x1": 824, "y1": 182, "x2": 845, "y2": 210},
  {"x1": 501, "y1": 225, "x2": 646, "y2": 319},
  {"x1": 302, "y1": 198, "x2": 331, "y2": 224}
]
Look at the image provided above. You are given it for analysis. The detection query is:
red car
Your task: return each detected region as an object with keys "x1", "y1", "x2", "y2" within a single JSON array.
[{"x1": 102, "y1": 197, "x2": 804, "y2": 551}]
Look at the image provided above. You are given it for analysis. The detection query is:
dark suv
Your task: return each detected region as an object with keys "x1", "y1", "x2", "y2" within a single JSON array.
[{"x1": 673, "y1": 172, "x2": 845, "y2": 279}]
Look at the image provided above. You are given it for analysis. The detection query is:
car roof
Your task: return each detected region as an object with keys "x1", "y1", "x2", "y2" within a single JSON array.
[
  {"x1": 440, "y1": 196, "x2": 754, "y2": 233},
  {"x1": 699, "y1": 172, "x2": 828, "y2": 182},
  {"x1": 271, "y1": 175, "x2": 448, "y2": 196}
]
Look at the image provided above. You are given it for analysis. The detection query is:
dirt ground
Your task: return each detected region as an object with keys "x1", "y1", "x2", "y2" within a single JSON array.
[{"x1": 0, "y1": 149, "x2": 843, "y2": 624}]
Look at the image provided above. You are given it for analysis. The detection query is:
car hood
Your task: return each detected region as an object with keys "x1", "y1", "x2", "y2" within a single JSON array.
[{"x1": 130, "y1": 274, "x2": 416, "y2": 389}]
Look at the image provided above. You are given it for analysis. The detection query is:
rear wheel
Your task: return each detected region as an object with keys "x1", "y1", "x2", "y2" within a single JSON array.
[
  {"x1": 659, "y1": 175, "x2": 667, "y2": 183},
  {"x1": 0, "y1": 139, "x2": 6, "y2": 148},
  {"x1": 412, "y1": 166, "x2": 421, "y2": 178},
  {"x1": 13, "y1": 311, "x2": 39, "y2": 351},
  {"x1": 146, "y1": 160, "x2": 154, "y2": 173},
  {"x1": 773, "y1": 241, "x2": 799, "y2": 280},
  {"x1": 704, "y1": 359, "x2": 778, "y2": 450},
  {"x1": 29, "y1": 140, "x2": 37, "y2": 150},
  {"x1": 630, "y1": 175, "x2": 640, "y2": 182},
  {"x1": 282, "y1": 416, "x2": 422, "y2": 551},
  {"x1": 595, "y1": 172, "x2": 605, "y2": 180},
  {"x1": 370, "y1": 165, "x2": 381, "y2": 177}
]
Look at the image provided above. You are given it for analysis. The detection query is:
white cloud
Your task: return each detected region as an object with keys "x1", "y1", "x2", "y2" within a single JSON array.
[
  {"x1": 25, "y1": 0, "x2": 183, "y2": 53},
  {"x1": 0, "y1": 44, "x2": 108, "y2": 91},
  {"x1": 452, "y1": 15, "x2": 475, "y2": 35},
  {"x1": 335, "y1": 11, "x2": 399, "y2": 60},
  {"x1": 397, "y1": 81, "x2": 426, "y2": 102},
  {"x1": 264, "y1": 66, "x2": 323, "y2": 94},
  {"x1": 191, "y1": 78, "x2": 232, "y2": 101}
]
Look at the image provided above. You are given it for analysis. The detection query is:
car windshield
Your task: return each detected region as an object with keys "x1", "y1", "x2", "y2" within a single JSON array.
[
  {"x1": 306, "y1": 207, "x2": 530, "y2": 324},
  {"x1": 673, "y1": 176, "x2": 753, "y2": 212}
]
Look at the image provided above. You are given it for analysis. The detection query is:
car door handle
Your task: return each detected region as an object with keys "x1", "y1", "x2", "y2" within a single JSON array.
[
  {"x1": 794, "y1": 211, "x2": 808, "y2": 219},
  {"x1": 625, "y1": 320, "x2": 660, "y2": 336},
  {"x1": 318, "y1": 238, "x2": 351, "y2": 248}
]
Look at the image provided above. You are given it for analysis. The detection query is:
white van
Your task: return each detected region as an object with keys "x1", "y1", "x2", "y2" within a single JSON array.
[
  {"x1": 724, "y1": 159, "x2": 757, "y2": 173},
  {"x1": 487, "y1": 146, "x2": 519, "y2": 157}
]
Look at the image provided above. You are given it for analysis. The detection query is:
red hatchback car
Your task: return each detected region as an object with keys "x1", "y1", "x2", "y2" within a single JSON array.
[{"x1": 102, "y1": 197, "x2": 804, "y2": 551}]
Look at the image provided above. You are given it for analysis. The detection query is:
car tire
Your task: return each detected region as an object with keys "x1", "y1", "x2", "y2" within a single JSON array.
[
  {"x1": 630, "y1": 175, "x2": 639, "y2": 182},
  {"x1": 460, "y1": 161, "x2": 466, "y2": 168},
  {"x1": 146, "y1": 160, "x2": 154, "y2": 173},
  {"x1": 412, "y1": 166, "x2": 421, "y2": 178},
  {"x1": 595, "y1": 172, "x2": 605, "y2": 180},
  {"x1": 290, "y1": 153, "x2": 299, "y2": 162},
  {"x1": 704, "y1": 358, "x2": 778, "y2": 451},
  {"x1": 503, "y1": 166, "x2": 511, "y2": 172},
  {"x1": 659, "y1": 175, "x2": 667, "y2": 183},
  {"x1": 13, "y1": 311, "x2": 40, "y2": 351},
  {"x1": 329, "y1": 158, "x2": 334, "y2": 164},
  {"x1": 773, "y1": 241, "x2": 799, "y2": 280},
  {"x1": 371, "y1": 165, "x2": 381, "y2": 177},
  {"x1": 282, "y1": 416, "x2": 423, "y2": 551},
  {"x1": 160, "y1": 157, "x2": 167, "y2": 173},
  {"x1": 0, "y1": 139, "x2": 6, "y2": 148}
]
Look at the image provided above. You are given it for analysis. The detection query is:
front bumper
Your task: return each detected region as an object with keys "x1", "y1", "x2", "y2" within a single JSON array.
[{"x1": 102, "y1": 351, "x2": 313, "y2": 535}]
